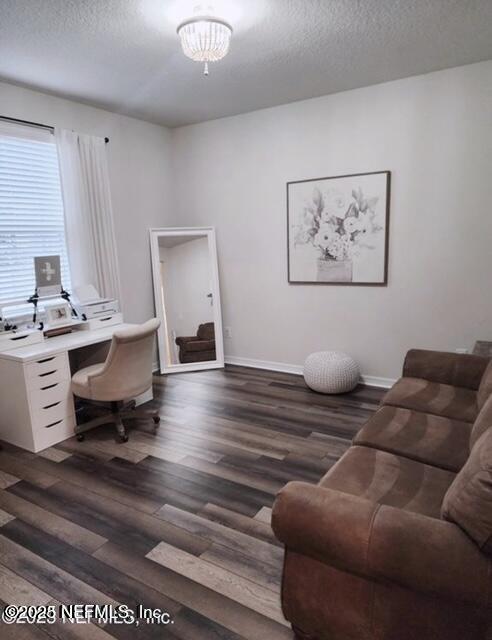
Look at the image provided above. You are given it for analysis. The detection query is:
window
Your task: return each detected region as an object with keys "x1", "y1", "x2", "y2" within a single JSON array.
[{"x1": 0, "y1": 122, "x2": 71, "y2": 304}]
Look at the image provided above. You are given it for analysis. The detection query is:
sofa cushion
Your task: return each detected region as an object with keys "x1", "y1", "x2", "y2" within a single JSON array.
[
  {"x1": 382, "y1": 377, "x2": 478, "y2": 423},
  {"x1": 353, "y1": 406, "x2": 471, "y2": 472},
  {"x1": 470, "y1": 393, "x2": 492, "y2": 450},
  {"x1": 320, "y1": 445, "x2": 455, "y2": 519},
  {"x1": 442, "y1": 427, "x2": 492, "y2": 554},
  {"x1": 180, "y1": 339, "x2": 215, "y2": 353},
  {"x1": 477, "y1": 360, "x2": 492, "y2": 410}
]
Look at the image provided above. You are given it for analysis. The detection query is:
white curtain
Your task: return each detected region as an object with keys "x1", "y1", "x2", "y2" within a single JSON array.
[{"x1": 55, "y1": 129, "x2": 121, "y2": 301}]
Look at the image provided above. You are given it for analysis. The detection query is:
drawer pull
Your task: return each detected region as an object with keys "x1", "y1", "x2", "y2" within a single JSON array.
[
  {"x1": 41, "y1": 383, "x2": 58, "y2": 391},
  {"x1": 43, "y1": 401, "x2": 61, "y2": 410},
  {"x1": 99, "y1": 316, "x2": 113, "y2": 322},
  {"x1": 11, "y1": 334, "x2": 29, "y2": 341},
  {"x1": 37, "y1": 356, "x2": 56, "y2": 364},
  {"x1": 45, "y1": 419, "x2": 63, "y2": 429},
  {"x1": 39, "y1": 370, "x2": 57, "y2": 378}
]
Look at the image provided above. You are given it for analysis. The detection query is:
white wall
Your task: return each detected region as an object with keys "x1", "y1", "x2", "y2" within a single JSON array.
[
  {"x1": 0, "y1": 81, "x2": 172, "y2": 325},
  {"x1": 170, "y1": 61, "x2": 492, "y2": 381},
  {"x1": 2, "y1": 61, "x2": 491, "y2": 382}
]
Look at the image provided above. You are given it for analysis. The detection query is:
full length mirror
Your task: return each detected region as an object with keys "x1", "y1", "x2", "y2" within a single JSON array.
[{"x1": 150, "y1": 227, "x2": 224, "y2": 374}]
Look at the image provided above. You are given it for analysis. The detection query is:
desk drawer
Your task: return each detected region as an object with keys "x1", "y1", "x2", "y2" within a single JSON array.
[
  {"x1": 0, "y1": 330, "x2": 44, "y2": 352},
  {"x1": 26, "y1": 353, "x2": 69, "y2": 382},
  {"x1": 31, "y1": 398, "x2": 74, "y2": 430},
  {"x1": 30, "y1": 380, "x2": 71, "y2": 411},
  {"x1": 33, "y1": 415, "x2": 76, "y2": 452},
  {"x1": 29, "y1": 368, "x2": 70, "y2": 393}
]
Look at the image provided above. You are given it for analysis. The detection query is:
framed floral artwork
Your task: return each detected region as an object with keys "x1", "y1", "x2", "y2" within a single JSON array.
[{"x1": 287, "y1": 171, "x2": 390, "y2": 285}]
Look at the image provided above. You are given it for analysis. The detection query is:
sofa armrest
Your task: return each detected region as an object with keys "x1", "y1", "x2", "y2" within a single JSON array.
[
  {"x1": 402, "y1": 349, "x2": 489, "y2": 390},
  {"x1": 272, "y1": 481, "x2": 491, "y2": 608},
  {"x1": 272, "y1": 481, "x2": 378, "y2": 575}
]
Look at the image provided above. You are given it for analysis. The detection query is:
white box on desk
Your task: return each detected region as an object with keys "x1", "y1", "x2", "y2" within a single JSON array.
[{"x1": 78, "y1": 312, "x2": 123, "y2": 331}]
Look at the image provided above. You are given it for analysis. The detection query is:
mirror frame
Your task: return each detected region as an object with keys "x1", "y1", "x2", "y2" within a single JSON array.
[{"x1": 149, "y1": 226, "x2": 225, "y2": 374}]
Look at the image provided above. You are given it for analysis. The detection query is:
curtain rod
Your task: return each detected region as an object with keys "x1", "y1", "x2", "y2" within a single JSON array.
[{"x1": 0, "y1": 115, "x2": 109, "y2": 143}]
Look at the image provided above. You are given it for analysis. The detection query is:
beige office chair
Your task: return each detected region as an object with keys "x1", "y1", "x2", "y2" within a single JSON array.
[{"x1": 71, "y1": 318, "x2": 161, "y2": 442}]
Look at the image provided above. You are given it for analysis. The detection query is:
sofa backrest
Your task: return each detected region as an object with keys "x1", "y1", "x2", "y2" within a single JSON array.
[
  {"x1": 402, "y1": 349, "x2": 489, "y2": 390},
  {"x1": 477, "y1": 360, "x2": 492, "y2": 410},
  {"x1": 442, "y1": 426, "x2": 492, "y2": 555},
  {"x1": 197, "y1": 322, "x2": 215, "y2": 340},
  {"x1": 471, "y1": 393, "x2": 492, "y2": 450}
]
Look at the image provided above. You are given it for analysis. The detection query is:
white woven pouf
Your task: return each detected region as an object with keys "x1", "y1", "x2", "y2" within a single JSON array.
[{"x1": 303, "y1": 351, "x2": 360, "y2": 394}]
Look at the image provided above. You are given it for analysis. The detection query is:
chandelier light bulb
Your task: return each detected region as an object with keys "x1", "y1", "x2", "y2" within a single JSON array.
[{"x1": 177, "y1": 16, "x2": 233, "y2": 76}]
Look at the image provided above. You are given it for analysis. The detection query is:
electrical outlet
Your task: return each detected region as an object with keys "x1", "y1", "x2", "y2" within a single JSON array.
[
  {"x1": 455, "y1": 348, "x2": 468, "y2": 354},
  {"x1": 224, "y1": 326, "x2": 232, "y2": 339}
]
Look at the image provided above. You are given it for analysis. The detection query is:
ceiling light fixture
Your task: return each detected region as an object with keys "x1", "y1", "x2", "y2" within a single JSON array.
[{"x1": 177, "y1": 15, "x2": 233, "y2": 76}]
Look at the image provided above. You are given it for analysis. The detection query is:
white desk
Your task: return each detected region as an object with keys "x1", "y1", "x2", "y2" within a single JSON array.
[{"x1": 0, "y1": 323, "x2": 137, "y2": 452}]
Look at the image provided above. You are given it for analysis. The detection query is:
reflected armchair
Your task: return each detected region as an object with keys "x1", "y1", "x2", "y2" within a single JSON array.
[{"x1": 176, "y1": 322, "x2": 216, "y2": 363}]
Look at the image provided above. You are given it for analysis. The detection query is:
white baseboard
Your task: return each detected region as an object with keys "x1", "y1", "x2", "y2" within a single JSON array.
[
  {"x1": 225, "y1": 355, "x2": 303, "y2": 376},
  {"x1": 225, "y1": 355, "x2": 395, "y2": 389},
  {"x1": 359, "y1": 374, "x2": 395, "y2": 389}
]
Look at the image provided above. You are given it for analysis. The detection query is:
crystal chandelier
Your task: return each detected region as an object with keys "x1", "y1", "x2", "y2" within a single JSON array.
[{"x1": 177, "y1": 16, "x2": 233, "y2": 76}]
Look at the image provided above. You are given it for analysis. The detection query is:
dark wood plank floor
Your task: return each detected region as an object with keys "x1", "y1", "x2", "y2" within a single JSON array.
[{"x1": 0, "y1": 365, "x2": 384, "y2": 640}]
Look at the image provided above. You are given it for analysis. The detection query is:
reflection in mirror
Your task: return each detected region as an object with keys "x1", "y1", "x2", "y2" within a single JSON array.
[
  {"x1": 160, "y1": 235, "x2": 215, "y2": 365},
  {"x1": 150, "y1": 228, "x2": 224, "y2": 374}
]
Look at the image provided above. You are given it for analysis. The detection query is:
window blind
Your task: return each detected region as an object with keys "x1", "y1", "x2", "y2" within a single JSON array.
[{"x1": 0, "y1": 128, "x2": 71, "y2": 304}]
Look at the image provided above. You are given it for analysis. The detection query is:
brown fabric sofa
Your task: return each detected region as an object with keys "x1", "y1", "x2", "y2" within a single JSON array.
[
  {"x1": 175, "y1": 322, "x2": 216, "y2": 363},
  {"x1": 272, "y1": 349, "x2": 492, "y2": 640}
]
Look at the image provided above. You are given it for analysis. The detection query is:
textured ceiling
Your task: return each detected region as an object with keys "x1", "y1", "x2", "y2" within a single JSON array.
[{"x1": 0, "y1": 0, "x2": 491, "y2": 128}]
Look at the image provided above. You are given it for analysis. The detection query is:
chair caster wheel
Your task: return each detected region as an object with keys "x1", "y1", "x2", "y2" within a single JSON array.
[
  {"x1": 152, "y1": 416, "x2": 161, "y2": 424},
  {"x1": 120, "y1": 435, "x2": 129, "y2": 443},
  {"x1": 76, "y1": 433, "x2": 85, "y2": 442}
]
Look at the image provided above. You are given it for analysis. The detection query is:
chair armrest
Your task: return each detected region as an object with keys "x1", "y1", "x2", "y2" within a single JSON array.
[
  {"x1": 272, "y1": 481, "x2": 491, "y2": 608},
  {"x1": 175, "y1": 336, "x2": 198, "y2": 347},
  {"x1": 403, "y1": 349, "x2": 489, "y2": 390}
]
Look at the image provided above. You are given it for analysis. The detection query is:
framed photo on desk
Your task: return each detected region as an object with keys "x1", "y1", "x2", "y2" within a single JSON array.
[{"x1": 45, "y1": 302, "x2": 71, "y2": 327}]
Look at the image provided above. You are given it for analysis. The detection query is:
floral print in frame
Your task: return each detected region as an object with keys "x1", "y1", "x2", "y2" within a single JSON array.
[{"x1": 287, "y1": 171, "x2": 390, "y2": 285}]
